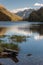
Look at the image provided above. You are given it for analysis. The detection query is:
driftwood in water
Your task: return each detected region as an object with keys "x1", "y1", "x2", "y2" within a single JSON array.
[
  {"x1": 0, "y1": 52, "x2": 19, "y2": 63},
  {"x1": 3, "y1": 48, "x2": 18, "y2": 56}
]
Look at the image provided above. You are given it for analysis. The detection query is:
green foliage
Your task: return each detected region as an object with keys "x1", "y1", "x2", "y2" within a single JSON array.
[
  {"x1": 0, "y1": 35, "x2": 27, "y2": 52},
  {"x1": 0, "y1": 47, "x2": 4, "y2": 52},
  {"x1": 0, "y1": 42, "x2": 19, "y2": 52},
  {"x1": 10, "y1": 35, "x2": 26, "y2": 43},
  {"x1": 1, "y1": 43, "x2": 18, "y2": 50}
]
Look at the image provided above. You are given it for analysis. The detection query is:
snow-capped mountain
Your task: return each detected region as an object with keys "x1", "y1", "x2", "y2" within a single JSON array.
[
  {"x1": 11, "y1": 7, "x2": 30, "y2": 13},
  {"x1": 11, "y1": 7, "x2": 34, "y2": 18},
  {"x1": 16, "y1": 9, "x2": 34, "y2": 18}
]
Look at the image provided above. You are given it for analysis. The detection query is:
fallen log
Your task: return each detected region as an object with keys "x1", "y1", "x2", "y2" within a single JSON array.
[{"x1": 3, "y1": 48, "x2": 18, "y2": 56}]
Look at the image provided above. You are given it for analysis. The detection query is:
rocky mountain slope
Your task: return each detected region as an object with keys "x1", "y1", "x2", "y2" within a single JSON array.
[
  {"x1": 28, "y1": 7, "x2": 43, "y2": 22},
  {"x1": 0, "y1": 5, "x2": 22, "y2": 21}
]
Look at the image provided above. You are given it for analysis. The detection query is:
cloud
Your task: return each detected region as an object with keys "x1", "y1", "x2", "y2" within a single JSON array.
[{"x1": 34, "y1": 3, "x2": 43, "y2": 6}]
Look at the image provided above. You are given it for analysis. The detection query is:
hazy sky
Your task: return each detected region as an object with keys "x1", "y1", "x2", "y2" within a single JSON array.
[{"x1": 0, "y1": 0, "x2": 43, "y2": 10}]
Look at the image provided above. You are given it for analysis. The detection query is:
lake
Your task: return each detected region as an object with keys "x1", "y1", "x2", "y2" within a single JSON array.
[{"x1": 0, "y1": 21, "x2": 43, "y2": 65}]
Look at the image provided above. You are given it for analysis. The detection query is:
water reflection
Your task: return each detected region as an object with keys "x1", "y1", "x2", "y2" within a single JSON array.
[
  {"x1": 0, "y1": 55, "x2": 19, "y2": 63},
  {"x1": 0, "y1": 35, "x2": 27, "y2": 64},
  {"x1": 0, "y1": 23, "x2": 43, "y2": 65},
  {"x1": 18, "y1": 24, "x2": 43, "y2": 40},
  {"x1": 0, "y1": 24, "x2": 43, "y2": 36},
  {"x1": 0, "y1": 27, "x2": 7, "y2": 36},
  {"x1": 30, "y1": 24, "x2": 43, "y2": 35},
  {"x1": 29, "y1": 24, "x2": 43, "y2": 40}
]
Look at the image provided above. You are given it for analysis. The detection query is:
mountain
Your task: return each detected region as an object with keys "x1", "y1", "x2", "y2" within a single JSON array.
[
  {"x1": 11, "y1": 7, "x2": 34, "y2": 19},
  {"x1": 16, "y1": 9, "x2": 34, "y2": 19},
  {"x1": 11, "y1": 7, "x2": 30, "y2": 13},
  {"x1": 28, "y1": 7, "x2": 43, "y2": 22},
  {"x1": 0, "y1": 5, "x2": 22, "y2": 21}
]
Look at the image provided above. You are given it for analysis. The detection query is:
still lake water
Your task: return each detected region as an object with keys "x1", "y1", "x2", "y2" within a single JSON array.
[{"x1": 0, "y1": 21, "x2": 43, "y2": 65}]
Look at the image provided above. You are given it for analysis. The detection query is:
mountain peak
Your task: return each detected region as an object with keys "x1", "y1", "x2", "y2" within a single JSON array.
[{"x1": 11, "y1": 7, "x2": 30, "y2": 13}]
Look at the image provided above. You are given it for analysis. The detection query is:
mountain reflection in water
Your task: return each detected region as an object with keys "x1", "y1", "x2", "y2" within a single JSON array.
[
  {"x1": 0, "y1": 27, "x2": 7, "y2": 36},
  {"x1": 29, "y1": 24, "x2": 43, "y2": 40},
  {"x1": 0, "y1": 24, "x2": 43, "y2": 40},
  {"x1": 0, "y1": 22, "x2": 43, "y2": 65}
]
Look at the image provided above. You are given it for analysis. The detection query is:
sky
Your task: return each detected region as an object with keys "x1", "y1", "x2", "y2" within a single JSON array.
[{"x1": 0, "y1": 0, "x2": 43, "y2": 10}]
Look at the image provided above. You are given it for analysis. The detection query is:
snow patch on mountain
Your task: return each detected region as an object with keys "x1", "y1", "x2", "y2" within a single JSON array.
[{"x1": 11, "y1": 7, "x2": 30, "y2": 13}]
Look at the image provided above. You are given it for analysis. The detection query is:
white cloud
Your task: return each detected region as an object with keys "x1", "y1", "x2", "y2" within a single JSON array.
[{"x1": 34, "y1": 3, "x2": 43, "y2": 6}]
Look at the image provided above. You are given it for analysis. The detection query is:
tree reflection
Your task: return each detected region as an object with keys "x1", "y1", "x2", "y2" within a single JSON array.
[{"x1": 29, "y1": 24, "x2": 43, "y2": 35}]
